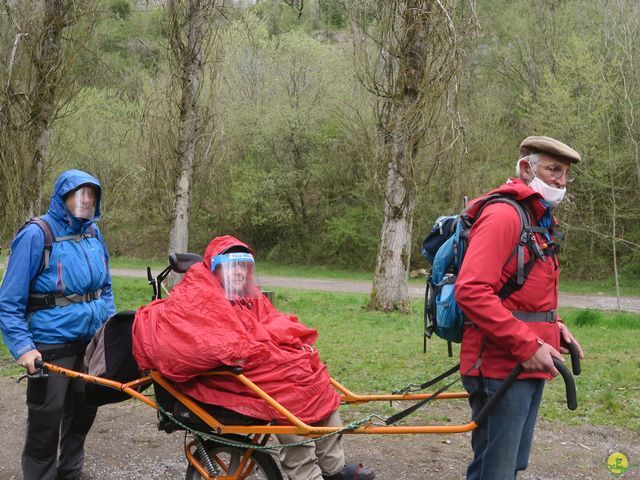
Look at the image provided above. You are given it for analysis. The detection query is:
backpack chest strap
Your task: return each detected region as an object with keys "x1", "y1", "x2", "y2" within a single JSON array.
[{"x1": 27, "y1": 288, "x2": 103, "y2": 312}]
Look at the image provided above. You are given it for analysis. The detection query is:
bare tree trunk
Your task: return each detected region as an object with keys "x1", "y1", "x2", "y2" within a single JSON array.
[
  {"x1": 28, "y1": 0, "x2": 69, "y2": 216},
  {"x1": 357, "y1": 0, "x2": 474, "y2": 311},
  {"x1": 610, "y1": 176, "x2": 621, "y2": 311},
  {"x1": 1, "y1": 2, "x2": 97, "y2": 238},
  {"x1": 370, "y1": 128, "x2": 415, "y2": 311},
  {"x1": 167, "y1": 0, "x2": 207, "y2": 262}
]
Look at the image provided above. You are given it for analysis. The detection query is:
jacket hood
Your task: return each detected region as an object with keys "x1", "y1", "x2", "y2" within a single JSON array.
[
  {"x1": 467, "y1": 178, "x2": 548, "y2": 220},
  {"x1": 204, "y1": 236, "x2": 254, "y2": 270},
  {"x1": 48, "y1": 169, "x2": 102, "y2": 225}
]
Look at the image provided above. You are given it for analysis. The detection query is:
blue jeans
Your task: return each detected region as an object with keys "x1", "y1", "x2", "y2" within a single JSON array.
[{"x1": 462, "y1": 376, "x2": 545, "y2": 480}]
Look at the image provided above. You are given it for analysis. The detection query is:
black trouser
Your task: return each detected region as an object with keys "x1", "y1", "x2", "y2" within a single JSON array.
[{"x1": 22, "y1": 348, "x2": 97, "y2": 480}]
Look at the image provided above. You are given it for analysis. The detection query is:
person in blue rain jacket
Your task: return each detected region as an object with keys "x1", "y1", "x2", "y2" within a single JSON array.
[{"x1": 0, "y1": 169, "x2": 115, "y2": 480}]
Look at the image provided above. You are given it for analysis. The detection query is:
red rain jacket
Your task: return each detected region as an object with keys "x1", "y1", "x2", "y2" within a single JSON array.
[
  {"x1": 132, "y1": 235, "x2": 340, "y2": 423},
  {"x1": 455, "y1": 179, "x2": 562, "y2": 380}
]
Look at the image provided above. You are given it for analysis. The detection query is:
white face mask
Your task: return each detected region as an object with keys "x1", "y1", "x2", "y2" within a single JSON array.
[{"x1": 528, "y1": 164, "x2": 566, "y2": 207}]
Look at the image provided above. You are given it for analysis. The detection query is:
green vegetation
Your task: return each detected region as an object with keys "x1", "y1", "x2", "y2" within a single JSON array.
[
  {"x1": 109, "y1": 256, "x2": 166, "y2": 272},
  {"x1": 2, "y1": 0, "x2": 639, "y2": 282},
  {"x1": 1, "y1": 278, "x2": 638, "y2": 431},
  {"x1": 559, "y1": 277, "x2": 640, "y2": 298}
]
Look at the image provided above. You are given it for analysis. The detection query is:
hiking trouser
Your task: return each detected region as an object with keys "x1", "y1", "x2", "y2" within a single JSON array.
[
  {"x1": 22, "y1": 349, "x2": 97, "y2": 480},
  {"x1": 462, "y1": 376, "x2": 545, "y2": 480},
  {"x1": 276, "y1": 410, "x2": 345, "y2": 480}
]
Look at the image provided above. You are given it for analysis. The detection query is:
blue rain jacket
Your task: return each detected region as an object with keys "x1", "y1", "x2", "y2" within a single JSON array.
[{"x1": 0, "y1": 170, "x2": 116, "y2": 359}]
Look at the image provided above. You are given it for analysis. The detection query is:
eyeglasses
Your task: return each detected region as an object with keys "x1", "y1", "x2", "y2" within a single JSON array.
[{"x1": 537, "y1": 163, "x2": 575, "y2": 183}]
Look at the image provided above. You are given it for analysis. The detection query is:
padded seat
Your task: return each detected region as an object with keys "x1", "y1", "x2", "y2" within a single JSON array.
[{"x1": 154, "y1": 380, "x2": 267, "y2": 433}]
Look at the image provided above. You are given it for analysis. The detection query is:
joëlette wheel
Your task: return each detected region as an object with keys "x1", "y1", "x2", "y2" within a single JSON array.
[{"x1": 185, "y1": 435, "x2": 282, "y2": 480}]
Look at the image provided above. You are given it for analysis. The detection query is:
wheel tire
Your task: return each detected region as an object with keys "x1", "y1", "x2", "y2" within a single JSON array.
[{"x1": 185, "y1": 434, "x2": 282, "y2": 480}]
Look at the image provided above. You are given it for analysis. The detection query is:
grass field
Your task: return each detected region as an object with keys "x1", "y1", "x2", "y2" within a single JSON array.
[{"x1": 1, "y1": 274, "x2": 638, "y2": 431}]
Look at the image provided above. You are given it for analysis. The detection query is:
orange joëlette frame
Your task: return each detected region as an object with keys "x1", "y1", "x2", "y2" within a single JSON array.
[{"x1": 37, "y1": 361, "x2": 475, "y2": 436}]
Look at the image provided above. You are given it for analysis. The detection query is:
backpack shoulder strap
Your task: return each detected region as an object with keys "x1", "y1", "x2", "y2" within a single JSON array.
[
  {"x1": 20, "y1": 217, "x2": 55, "y2": 273},
  {"x1": 467, "y1": 194, "x2": 547, "y2": 301}
]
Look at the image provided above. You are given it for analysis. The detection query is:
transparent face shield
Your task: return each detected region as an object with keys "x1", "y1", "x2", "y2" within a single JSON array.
[
  {"x1": 210, "y1": 252, "x2": 260, "y2": 301},
  {"x1": 65, "y1": 186, "x2": 97, "y2": 220}
]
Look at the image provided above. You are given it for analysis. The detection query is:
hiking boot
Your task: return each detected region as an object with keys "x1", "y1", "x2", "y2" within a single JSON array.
[{"x1": 323, "y1": 463, "x2": 376, "y2": 480}]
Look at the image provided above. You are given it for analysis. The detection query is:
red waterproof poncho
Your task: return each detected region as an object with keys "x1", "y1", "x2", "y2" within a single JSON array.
[{"x1": 132, "y1": 236, "x2": 340, "y2": 424}]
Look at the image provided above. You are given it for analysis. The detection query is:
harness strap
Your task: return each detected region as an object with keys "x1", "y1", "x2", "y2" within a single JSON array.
[
  {"x1": 28, "y1": 218, "x2": 55, "y2": 271},
  {"x1": 38, "y1": 341, "x2": 89, "y2": 361},
  {"x1": 27, "y1": 288, "x2": 103, "y2": 312},
  {"x1": 497, "y1": 253, "x2": 537, "y2": 301},
  {"x1": 55, "y1": 233, "x2": 90, "y2": 242},
  {"x1": 513, "y1": 310, "x2": 556, "y2": 322},
  {"x1": 22, "y1": 217, "x2": 97, "y2": 272},
  {"x1": 516, "y1": 243, "x2": 525, "y2": 284}
]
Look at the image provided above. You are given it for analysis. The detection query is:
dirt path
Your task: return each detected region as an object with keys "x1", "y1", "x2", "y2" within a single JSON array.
[
  {"x1": 0, "y1": 376, "x2": 638, "y2": 479},
  {"x1": 112, "y1": 268, "x2": 640, "y2": 313}
]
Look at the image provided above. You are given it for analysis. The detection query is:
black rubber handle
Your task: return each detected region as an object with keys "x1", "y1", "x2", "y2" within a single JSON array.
[
  {"x1": 473, "y1": 358, "x2": 578, "y2": 425},
  {"x1": 554, "y1": 358, "x2": 578, "y2": 410},
  {"x1": 567, "y1": 341, "x2": 581, "y2": 376},
  {"x1": 473, "y1": 364, "x2": 523, "y2": 425},
  {"x1": 34, "y1": 359, "x2": 44, "y2": 369}
]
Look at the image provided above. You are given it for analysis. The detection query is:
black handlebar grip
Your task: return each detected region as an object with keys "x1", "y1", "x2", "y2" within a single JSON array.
[
  {"x1": 472, "y1": 364, "x2": 523, "y2": 425},
  {"x1": 473, "y1": 357, "x2": 578, "y2": 425},
  {"x1": 566, "y1": 341, "x2": 581, "y2": 376},
  {"x1": 553, "y1": 358, "x2": 577, "y2": 410},
  {"x1": 34, "y1": 359, "x2": 44, "y2": 369}
]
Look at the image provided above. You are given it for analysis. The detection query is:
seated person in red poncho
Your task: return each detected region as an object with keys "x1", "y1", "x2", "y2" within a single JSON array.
[{"x1": 132, "y1": 235, "x2": 375, "y2": 480}]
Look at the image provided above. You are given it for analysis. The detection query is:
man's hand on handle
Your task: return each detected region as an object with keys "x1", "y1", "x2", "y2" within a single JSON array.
[
  {"x1": 522, "y1": 341, "x2": 564, "y2": 377},
  {"x1": 17, "y1": 349, "x2": 42, "y2": 374},
  {"x1": 558, "y1": 322, "x2": 585, "y2": 359}
]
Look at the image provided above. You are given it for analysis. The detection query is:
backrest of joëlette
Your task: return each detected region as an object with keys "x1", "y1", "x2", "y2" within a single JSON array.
[{"x1": 84, "y1": 311, "x2": 149, "y2": 406}]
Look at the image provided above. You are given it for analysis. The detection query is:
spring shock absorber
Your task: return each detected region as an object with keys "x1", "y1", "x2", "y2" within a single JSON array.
[{"x1": 194, "y1": 435, "x2": 219, "y2": 477}]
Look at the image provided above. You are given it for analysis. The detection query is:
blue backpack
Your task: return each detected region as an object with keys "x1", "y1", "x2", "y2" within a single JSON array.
[{"x1": 421, "y1": 194, "x2": 547, "y2": 354}]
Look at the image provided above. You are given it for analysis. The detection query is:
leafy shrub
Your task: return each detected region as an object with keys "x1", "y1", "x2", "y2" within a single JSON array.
[
  {"x1": 572, "y1": 309, "x2": 601, "y2": 326},
  {"x1": 611, "y1": 312, "x2": 640, "y2": 329},
  {"x1": 110, "y1": 0, "x2": 132, "y2": 21}
]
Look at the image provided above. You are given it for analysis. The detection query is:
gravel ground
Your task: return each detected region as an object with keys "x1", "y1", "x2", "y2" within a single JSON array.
[
  {"x1": 0, "y1": 376, "x2": 638, "y2": 479},
  {"x1": 110, "y1": 268, "x2": 640, "y2": 313},
  {"x1": 1, "y1": 266, "x2": 638, "y2": 479}
]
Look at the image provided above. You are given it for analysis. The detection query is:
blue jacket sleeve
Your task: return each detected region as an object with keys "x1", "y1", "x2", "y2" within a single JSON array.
[
  {"x1": 0, "y1": 226, "x2": 45, "y2": 359},
  {"x1": 94, "y1": 226, "x2": 116, "y2": 319}
]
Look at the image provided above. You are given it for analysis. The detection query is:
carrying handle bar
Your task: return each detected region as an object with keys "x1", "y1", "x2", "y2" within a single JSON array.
[
  {"x1": 567, "y1": 341, "x2": 581, "y2": 376},
  {"x1": 473, "y1": 358, "x2": 577, "y2": 426}
]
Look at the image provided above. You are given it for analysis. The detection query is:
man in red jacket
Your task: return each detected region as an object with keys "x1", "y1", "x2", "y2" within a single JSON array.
[{"x1": 455, "y1": 136, "x2": 585, "y2": 480}]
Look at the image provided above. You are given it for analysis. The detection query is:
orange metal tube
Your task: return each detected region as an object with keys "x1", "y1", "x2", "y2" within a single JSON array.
[
  {"x1": 331, "y1": 377, "x2": 469, "y2": 402},
  {"x1": 200, "y1": 422, "x2": 479, "y2": 436},
  {"x1": 37, "y1": 362, "x2": 478, "y2": 437},
  {"x1": 151, "y1": 372, "x2": 225, "y2": 432},
  {"x1": 38, "y1": 362, "x2": 156, "y2": 408}
]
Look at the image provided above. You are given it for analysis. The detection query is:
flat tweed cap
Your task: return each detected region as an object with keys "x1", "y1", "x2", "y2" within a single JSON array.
[{"x1": 519, "y1": 136, "x2": 581, "y2": 163}]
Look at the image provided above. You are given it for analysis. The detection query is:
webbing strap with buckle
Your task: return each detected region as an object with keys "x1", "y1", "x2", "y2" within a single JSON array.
[
  {"x1": 513, "y1": 310, "x2": 556, "y2": 322},
  {"x1": 39, "y1": 341, "x2": 89, "y2": 361},
  {"x1": 27, "y1": 288, "x2": 103, "y2": 311}
]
